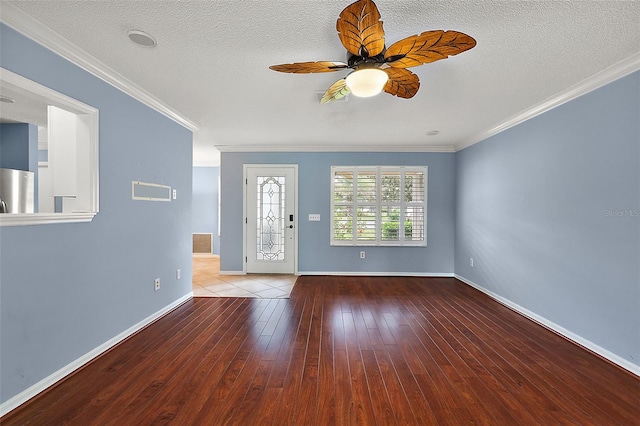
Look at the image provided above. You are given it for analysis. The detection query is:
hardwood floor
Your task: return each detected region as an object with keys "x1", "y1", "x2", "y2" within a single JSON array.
[{"x1": 3, "y1": 276, "x2": 638, "y2": 425}]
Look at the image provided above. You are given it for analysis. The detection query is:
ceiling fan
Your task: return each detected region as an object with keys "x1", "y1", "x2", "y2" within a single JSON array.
[{"x1": 269, "y1": 0, "x2": 476, "y2": 103}]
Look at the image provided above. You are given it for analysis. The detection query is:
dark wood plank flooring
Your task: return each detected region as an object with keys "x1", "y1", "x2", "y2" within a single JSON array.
[{"x1": 3, "y1": 276, "x2": 639, "y2": 425}]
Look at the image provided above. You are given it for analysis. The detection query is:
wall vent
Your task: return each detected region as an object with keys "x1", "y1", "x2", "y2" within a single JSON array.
[
  {"x1": 193, "y1": 233, "x2": 213, "y2": 254},
  {"x1": 132, "y1": 181, "x2": 171, "y2": 201}
]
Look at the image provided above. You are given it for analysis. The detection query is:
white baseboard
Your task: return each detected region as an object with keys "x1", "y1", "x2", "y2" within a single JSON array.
[
  {"x1": 298, "y1": 271, "x2": 454, "y2": 277},
  {"x1": 219, "y1": 270, "x2": 245, "y2": 276},
  {"x1": 0, "y1": 292, "x2": 193, "y2": 417},
  {"x1": 219, "y1": 271, "x2": 454, "y2": 277},
  {"x1": 454, "y1": 275, "x2": 640, "y2": 377}
]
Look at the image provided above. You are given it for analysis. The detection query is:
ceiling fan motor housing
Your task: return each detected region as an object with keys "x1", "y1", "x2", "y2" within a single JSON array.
[{"x1": 347, "y1": 52, "x2": 386, "y2": 68}]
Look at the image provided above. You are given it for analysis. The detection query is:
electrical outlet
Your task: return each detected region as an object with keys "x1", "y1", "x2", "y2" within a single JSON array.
[
  {"x1": 470, "y1": 258, "x2": 474, "y2": 267},
  {"x1": 176, "y1": 269, "x2": 181, "y2": 280},
  {"x1": 360, "y1": 251, "x2": 366, "y2": 259},
  {"x1": 154, "y1": 278, "x2": 160, "y2": 291},
  {"x1": 172, "y1": 189, "x2": 177, "y2": 200}
]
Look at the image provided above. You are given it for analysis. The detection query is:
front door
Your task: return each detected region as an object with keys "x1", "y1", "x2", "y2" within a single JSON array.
[{"x1": 245, "y1": 165, "x2": 297, "y2": 274}]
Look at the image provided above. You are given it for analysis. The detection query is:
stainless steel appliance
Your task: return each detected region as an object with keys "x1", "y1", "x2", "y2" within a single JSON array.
[{"x1": 0, "y1": 168, "x2": 35, "y2": 213}]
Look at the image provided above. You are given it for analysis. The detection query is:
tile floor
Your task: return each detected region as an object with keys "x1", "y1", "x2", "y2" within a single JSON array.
[{"x1": 192, "y1": 254, "x2": 297, "y2": 298}]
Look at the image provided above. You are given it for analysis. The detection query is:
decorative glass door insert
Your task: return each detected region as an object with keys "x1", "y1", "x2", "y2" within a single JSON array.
[
  {"x1": 256, "y1": 175, "x2": 286, "y2": 261},
  {"x1": 245, "y1": 166, "x2": 296, "y2": 274}
]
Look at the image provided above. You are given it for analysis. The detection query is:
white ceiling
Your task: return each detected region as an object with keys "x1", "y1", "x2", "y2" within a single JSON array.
[
  {"x1": 4, "y1": 0, "x2": 640, "y2": 166},
  {"x1": 0, "y1": 84, "x2": 48, "y2": 126}
]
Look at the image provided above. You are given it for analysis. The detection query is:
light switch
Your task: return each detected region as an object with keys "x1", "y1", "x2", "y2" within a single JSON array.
[{"x1": 309, "y1": 214, "x2": 321, "y2": 221}]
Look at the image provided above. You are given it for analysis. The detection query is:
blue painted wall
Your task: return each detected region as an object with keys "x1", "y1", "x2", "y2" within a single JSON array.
[
  {"x1": 455, "y1": 71, "x2": 640, "y2": 367},
  {"x1": 192, "y1": 166, "x2": 220, "y2": 254},
  {"x1": 0, "y1": 24, "x2": 193, "y2": 403},
  {"x1": 221, "y1": 152, "x2": 456, "y2": 274},
  {"x1": 0, "y1": 123, "x2": 38, "y2": 210},
  {"x1": 0, "y1": 123, "x2": 33, "y2": 170}
]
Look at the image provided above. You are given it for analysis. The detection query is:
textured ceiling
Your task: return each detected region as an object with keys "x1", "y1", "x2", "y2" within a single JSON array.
[
  {"x1": 0, "y1": 84, "x2": 47, "y2": 126},
  {"x1": 4, "y1": 0, "x2": 640, "y2": 166}
]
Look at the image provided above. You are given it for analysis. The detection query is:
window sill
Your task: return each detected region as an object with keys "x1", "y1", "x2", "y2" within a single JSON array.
[
  {"x1": 0, "y1": 212, "x2": 97, "y2": 227},
  {"x1": 330, "y1": 242, "x2": 427, "y2": 247}
]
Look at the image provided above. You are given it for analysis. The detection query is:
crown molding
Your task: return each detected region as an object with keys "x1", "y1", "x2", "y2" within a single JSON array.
[
  {"x1": 0, "y1": 2, "x2": 198, "y2": 132},
  {"x1": 457, "y1": 51, "x2": 640, "y2": 151},
  {"x1": 215, "y1": 144, "x2": 456, "y2": 153}
]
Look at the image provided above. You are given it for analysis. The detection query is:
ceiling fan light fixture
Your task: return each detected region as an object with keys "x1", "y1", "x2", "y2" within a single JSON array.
[
  {"x1": 345, "y1": 68, "x2": 389, "y2": 97},
  {"x1": 269, "y1": 0, "x2": 476, "y2": 103}
]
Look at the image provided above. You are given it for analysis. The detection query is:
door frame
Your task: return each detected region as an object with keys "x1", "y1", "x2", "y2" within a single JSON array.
[{"x1": 242, "y1": 164, "x2": 299, "y2": 275}]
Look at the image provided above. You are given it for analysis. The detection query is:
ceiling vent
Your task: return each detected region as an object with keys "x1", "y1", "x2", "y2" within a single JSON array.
[{"x1": 127, "y1": 29, "x2": 157, "y2": 48}]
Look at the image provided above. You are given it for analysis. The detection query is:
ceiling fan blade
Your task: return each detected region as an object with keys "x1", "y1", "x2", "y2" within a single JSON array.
[
  {"x1": 384, "y1": 30, "x2": 476, "y2": 68},
  {"x1": 336, "y1": 0, "x2": 385, "y2": 58},
  {"x1": 321, "y1": 79, "x2": 351, "y2": 104},
  {"x1": 383, "y1": 68, "x2": 420, "y2": 99},
  {"x1": 269, "y1": 61, "x2": 348, "y2": 73}
]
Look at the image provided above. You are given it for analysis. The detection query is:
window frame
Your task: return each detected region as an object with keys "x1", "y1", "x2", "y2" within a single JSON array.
[
  {"x1": 330, "y1": 165, "x2": 428, "y2": 247},
  {"x1": 0, "y1": 68, "x2": 99, "y2": 227}
]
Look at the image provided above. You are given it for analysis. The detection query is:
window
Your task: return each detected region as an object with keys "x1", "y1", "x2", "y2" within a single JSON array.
[
  {"x1": 0, "y1": 68, "x2": 99, "y2": 227},
  {"x1": 331, "y1": 166, "x2": 427, "y2": 246}
]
